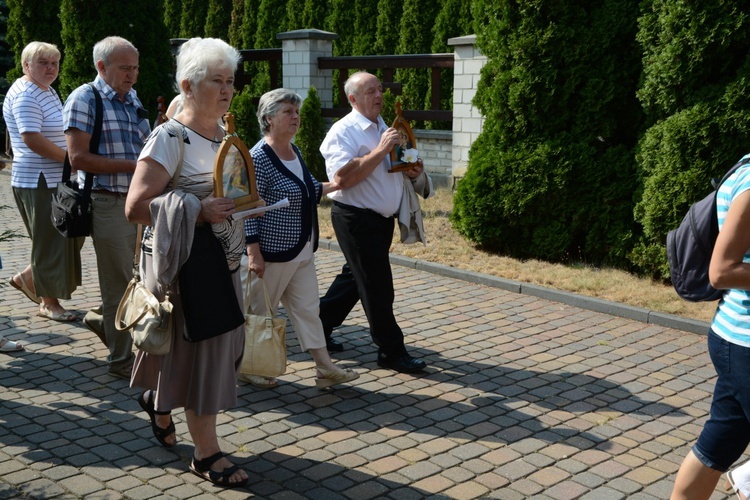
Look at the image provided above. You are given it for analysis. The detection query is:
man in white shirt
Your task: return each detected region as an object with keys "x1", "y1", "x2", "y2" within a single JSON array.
[{"x1": 318, "y1": 71, "x2": 427, "y2": 373}]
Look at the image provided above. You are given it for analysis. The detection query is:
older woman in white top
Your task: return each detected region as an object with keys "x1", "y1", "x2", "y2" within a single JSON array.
[
  {"x1": 2, "y1": 41, "x2": 81, "y2": 322},
  {"x1": 126, "y1": 38, "x2": 249, "y2": 489}
]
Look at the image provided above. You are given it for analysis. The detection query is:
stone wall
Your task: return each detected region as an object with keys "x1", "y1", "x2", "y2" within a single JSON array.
[{"x1": 413, "y1": 130, "x2": 452, "y2": 188}]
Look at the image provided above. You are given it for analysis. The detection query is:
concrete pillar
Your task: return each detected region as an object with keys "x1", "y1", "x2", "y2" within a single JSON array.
[
  {"x1": 448, "y1": 35, "x2": 487, "y2": 181},
  {"x1": 277, "y1": 29, "x2": 338, "y2": 106}
]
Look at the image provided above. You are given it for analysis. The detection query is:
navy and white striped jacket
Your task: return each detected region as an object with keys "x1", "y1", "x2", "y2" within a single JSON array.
[{"x1": 244, "y1": 139, "x2": 323, "y2": 262}]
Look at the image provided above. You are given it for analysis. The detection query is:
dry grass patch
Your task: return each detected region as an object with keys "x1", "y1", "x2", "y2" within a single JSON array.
[{"x1": 318, "y1": 190, "x2": 716, "y2": 324}]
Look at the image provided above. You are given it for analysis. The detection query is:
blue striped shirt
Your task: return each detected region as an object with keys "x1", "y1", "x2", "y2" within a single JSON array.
[
  {"x1": 2, "y1": 78, "x2": 66, "y2": 188},
  {"x1": 62, "y1": 75, "x2": 150, "y2": 193},
  {"x1": 712, "y1": 156, "x2": 750, "y2": 346}
]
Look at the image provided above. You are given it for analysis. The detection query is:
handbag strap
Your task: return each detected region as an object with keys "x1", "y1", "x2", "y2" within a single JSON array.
[
  {"x1": 61, "y1": 83, "x2": 102, "y2": 196},
  {"x1": 131, "y1": 123, "x2": 186, "y2": 277},
  {"x1": 243, "y1": 268, "x2": 274, "y2": 317}
]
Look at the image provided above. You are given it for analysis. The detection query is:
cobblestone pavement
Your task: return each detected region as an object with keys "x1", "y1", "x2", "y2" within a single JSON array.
[{"x1": 0, "y1": 170, "x2": 742, "y2": 499}]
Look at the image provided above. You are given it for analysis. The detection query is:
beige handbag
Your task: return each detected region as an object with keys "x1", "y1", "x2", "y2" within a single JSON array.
[
  {"x1": 115, "y1": 224, "x2": 173, "y2": 355},
  {"x1": 240, "y1": 273, "x2": 287, "y2": 377},
  {"x1": 114, "y1": 124, "x2": 184, "y2": 356}
]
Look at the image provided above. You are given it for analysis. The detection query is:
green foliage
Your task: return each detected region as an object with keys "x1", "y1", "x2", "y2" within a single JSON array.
[
  {"x1": 6, "y1": 0, "x2": 62, "y2": 82},
  {"x1": 374, "y1": 0, "x2": 402, "y2": 55},
  {"x1": 0, "y1": 0, "x2": 10, "y2": 138},
  {"x1": 296, "y1": 86, "x2": 327, "y2": 181},
  {"x1": 637, "y1": 1, "x2": 750, "y2": 120},
  {"x1": 285, "y1": 0, "x2": 306, "y2": 30},
  {"x1": 239, "y1": 0, "x2": 259, "y2": 48},
  {"x1": 205, "y1": 0, "x2": 232, "y2": 40},
  {"x1": 301, "y1": 0, "x2": 326, "y2": 30},
  {"x1": 325, "y1": 0, "x2": 355, "y2": 56},
  {"x1": 164, "y1": 0, "x2": 182, "y2": 38},
  {"x1": 0, "y1": 0, "x2": 13, "y2": 93},
  {"x1": 425, "y1": 0, "x2": 475, "y2": 130},
  {"x1": 351, "y1": 0, "x2": 378, "y2": 56},
  {"x1": 255, "y1": 0, "x2": 286, "y2": 47},
  {"x1": 228, "y1": 0, "x2": 244, "y2": 47},
  {"x1": 58, "y1": 0, "x2": 174, "y2": 120},
  {"x1": 229, "y1": 87, "x2": 260, "y2": 146},
  {"x1": 250, "y1": 0, "x2": 287, "y2": 94},
  {"x1": 284, "y1": 0, "x2": 326, "y2": 32},
  {"x1": 633, "y1": 1, "x2": 750, "y2": 278},
  {"x1": 395, "y1": 0, "x2": 441, "y2": 129},
  {"x1": 452, "y1": 0, "x2": 643, "y2": 267},
  {"x1": 179, "y1": 0, "x2": 207, "y2": 37}
]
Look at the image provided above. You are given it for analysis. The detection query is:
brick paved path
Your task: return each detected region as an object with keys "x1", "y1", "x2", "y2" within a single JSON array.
[{"x1": 0, "y1": 171, "x2": 742, "y2": 499}]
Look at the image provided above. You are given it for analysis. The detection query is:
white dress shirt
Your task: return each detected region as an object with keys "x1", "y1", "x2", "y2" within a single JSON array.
[{"x1": 320, "y1": 108, "x2": 403, "y2": 218}]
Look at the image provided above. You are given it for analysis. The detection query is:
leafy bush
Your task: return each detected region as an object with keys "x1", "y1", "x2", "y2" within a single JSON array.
[
  {"x1": 632, "y1": 1, "x2": 750, "y2": 279},
  {"x1": 452, "y1": 0, "x2": 643, "y2": 267},
  {"x1": 295, "y1": 86, "x2": 327, "y2": 181}
]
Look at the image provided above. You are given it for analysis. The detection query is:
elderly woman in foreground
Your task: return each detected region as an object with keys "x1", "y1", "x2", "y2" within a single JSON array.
[{"x1": 125, "y1": 38, "x2": 248, "y2": 488}]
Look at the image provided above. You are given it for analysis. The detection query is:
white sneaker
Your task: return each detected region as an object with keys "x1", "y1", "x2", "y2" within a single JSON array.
[{"x1": 727, "y1": 461, "x2": 750, "y2": 500}]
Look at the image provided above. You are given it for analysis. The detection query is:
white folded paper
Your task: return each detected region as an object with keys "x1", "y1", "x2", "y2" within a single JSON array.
[{"x1": 231, "y1": 198, "x2": 290, "y2": 220}]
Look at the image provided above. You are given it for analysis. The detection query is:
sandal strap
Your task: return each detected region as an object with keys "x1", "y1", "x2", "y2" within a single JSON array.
[
  {"x1": 207, "y1": 464, "x2": 240, "y2": 484},
  {"x1": 153, "y1": 419, "x2": 176, "y2": 440},
  {"x1": 192, "y1": 451, "x2": 224, "y2": 473}
]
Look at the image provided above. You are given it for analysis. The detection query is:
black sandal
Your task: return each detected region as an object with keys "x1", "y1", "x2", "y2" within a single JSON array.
[
  {"x1": 138, "y1": 390, "x2": 176, "y2": 448},
  {"x1": 189, "y1": 451, "x2": 248, "y2": 488}
]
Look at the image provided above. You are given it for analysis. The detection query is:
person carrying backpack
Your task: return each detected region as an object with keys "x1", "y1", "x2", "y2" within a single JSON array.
[{"x1": 671, "y1": 154, "x2": 750, "y2": 499}]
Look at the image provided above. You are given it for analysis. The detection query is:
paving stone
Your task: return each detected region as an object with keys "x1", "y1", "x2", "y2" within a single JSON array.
[{"x1": 0, "y1": 170, "x2": 737, "y2": 498}]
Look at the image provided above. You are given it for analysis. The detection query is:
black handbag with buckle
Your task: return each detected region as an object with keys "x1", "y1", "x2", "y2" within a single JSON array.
[{"x1": 50, "y1": 83, "x2": 102, "y2": 238}]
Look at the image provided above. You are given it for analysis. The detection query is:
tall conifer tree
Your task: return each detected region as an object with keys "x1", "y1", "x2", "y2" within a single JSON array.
[
  {"x1": 351, "y1": 0, "x2": 378, "y2": 56},
  {"x1": 205, "y1": 0, "x2": 232, "y2": 40},
  {"x1": 374, "y1": 0, "x2": 402, "y2": 55},
  {"x1": 179, "y1": 0, "x2": 208, "y2": 37},
  {"x1": 228, "y1": 0, "x2": 245, "y2": 47},
  {"x1": 59, "y1": 0, "x2": 174, "y2": 119},
  {"x1": 6, "y1": 0, "x2": 62, "y2": 81},
  {"x1": 395, "y1": 0, "x2": 441, "y2": 126},
  {"x1": 163, "y1": 0, "x2": 182, "y2": 38}
]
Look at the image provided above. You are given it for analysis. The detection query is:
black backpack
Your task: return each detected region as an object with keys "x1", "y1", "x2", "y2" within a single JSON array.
[{"x1": 666, "y1": 156, "x2": 750, "y2": 302}]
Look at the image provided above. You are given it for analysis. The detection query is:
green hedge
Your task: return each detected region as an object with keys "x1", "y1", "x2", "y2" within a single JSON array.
[
  {"x1": 631, "y1": 0, "x2": 750, "y2": 279},
  {"x1": 452, "y1": 0, "x2": 643, "y2": 267}
]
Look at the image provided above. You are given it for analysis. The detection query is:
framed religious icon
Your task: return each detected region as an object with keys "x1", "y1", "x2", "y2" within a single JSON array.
[
  {"x1": 213, "y1": 113, "x2": 265, "y2": 212},
  {"x1": 388, "y1": 101, "x2": 419, "y2": 173}
]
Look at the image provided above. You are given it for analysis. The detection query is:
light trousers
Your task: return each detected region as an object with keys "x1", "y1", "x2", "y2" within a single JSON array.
[{"x1": 90, "y1": 192, "x2": 136, "y2": 372}]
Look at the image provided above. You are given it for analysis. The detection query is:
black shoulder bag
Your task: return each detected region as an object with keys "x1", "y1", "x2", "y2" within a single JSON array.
[{"x1": 50, "y1": 83, "x2": 102, "y2": 238}]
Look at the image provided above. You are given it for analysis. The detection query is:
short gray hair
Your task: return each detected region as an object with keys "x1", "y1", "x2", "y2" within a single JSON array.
[
  {"x1": 21, "y1": 41, "x2": 60, "y2": 76},
  {"x1": 257, "y1": 88, "x2": 302, "y2": 134},
  {"x1": 175, "y1": 38, "x2": 241, "y2": 95},
  {"x1": 93, "y1": 36, "x2": 137, "y2": 70},
  {"x1": 344, "y1": 71, "x2": 372, "y2": 107}
]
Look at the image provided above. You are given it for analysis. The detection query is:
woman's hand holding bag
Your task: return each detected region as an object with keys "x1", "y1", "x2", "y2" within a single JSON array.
[{"x1": 240, "y1": 271, "x2": 286, "y2": 378}]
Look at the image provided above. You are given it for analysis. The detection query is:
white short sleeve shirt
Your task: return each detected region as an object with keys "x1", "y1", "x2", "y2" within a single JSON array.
[{"x1": 320, "y1": 109, "x2": 403, "y2": 218}]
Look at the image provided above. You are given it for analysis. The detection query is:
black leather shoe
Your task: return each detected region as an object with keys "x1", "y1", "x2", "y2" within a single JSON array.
[
  {"x1": 377, "y1": 353, "x2": 426, "y2": 373},
  {"x1": 326, "y1": 336, "x2": 344, "y2": 353}
]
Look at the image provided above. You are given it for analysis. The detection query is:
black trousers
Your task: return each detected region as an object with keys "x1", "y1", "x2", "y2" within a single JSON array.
[{"x1": 319, "y1": 202, "x2": 406, "y2": 357}]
